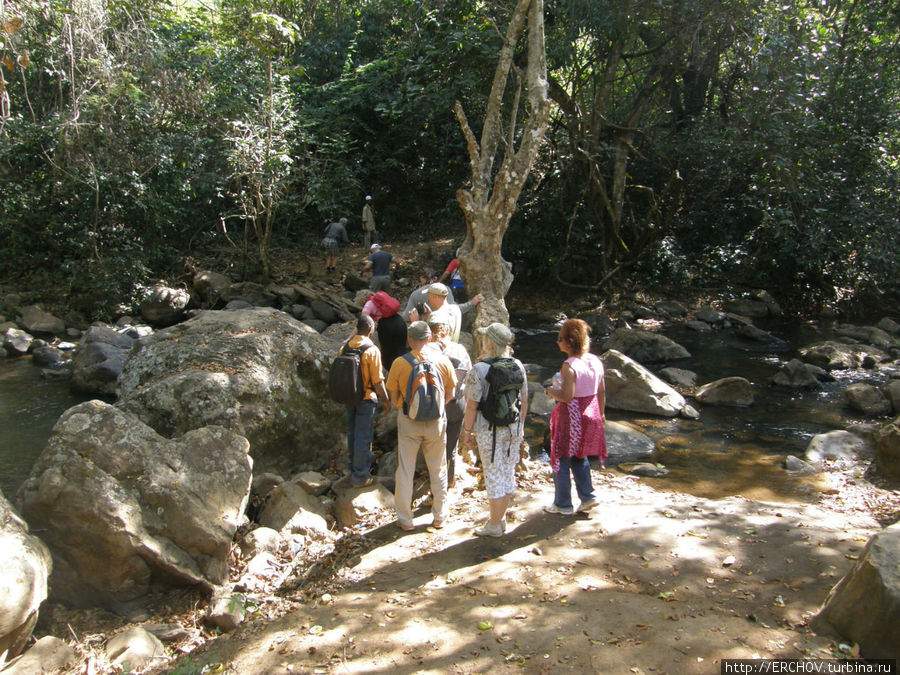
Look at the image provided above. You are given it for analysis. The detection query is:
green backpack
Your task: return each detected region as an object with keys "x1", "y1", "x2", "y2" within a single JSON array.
[{"x1": 478, "y1": 357, "x2": 524, "y2": 461}]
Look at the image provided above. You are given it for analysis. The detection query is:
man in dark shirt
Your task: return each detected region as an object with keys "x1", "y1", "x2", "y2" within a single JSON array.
[
  {"x1": 322, "y1": 218, "x2": 349, "y2": 272},
  {"x1": 362, "y1": 243, "x2": 393, "y2": 292}
]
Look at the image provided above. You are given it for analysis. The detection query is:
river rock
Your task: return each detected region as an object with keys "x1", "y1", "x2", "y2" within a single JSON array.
[
  {"x1": 117, "y1": 308, "x2": 343, "y2": 474},
  {"x1": 813, "y1": 521, "x2": 900, "y2": 659},
  {"x1": 18, "y1": 306, "x2": 65, "y2": 336},
  {"x1": 578, "y1": 310, "x2": 615, "y2": 337},
  {"x1": 0, "y1": 636, "x2": 77, "y2": 674},
  {"x1": 193, "y1": 270, "x2": 232, "y2": 307},
  {"x1": 653, "y1": 300, "x2": 688, "y2": 318},
  {"x1": 29, "y1": 341, "x2": 63, "y2": 367},
  {"x1": 845, "y1": 383, "x2": 891, "y2": 417},
  {"x1": 772, "y1": 358, "x2": 824, "y2": 388},
  {"x1": 605, "y1": 421, "x2": 656, "y2": 466},
  {"x1": 834, "y1": 324, "x2": 896, "y2": 350},
  {"x1": 723, "y1": 297, "x2": 770, "y2": 318},
  {"x1": 695, "y1": 377, "x2": 755, "y2": 407},
  {"x1": 876, "y1": 416, "x2": 900, "y2": 482},
  {"x1": 3, "y1": 328, "x2": 33, "y2": 356},
  {"x1": 258, "y1": 480, "x2": 329, "y2": 537},
  {"x1": 239, "y1": 527, "x2": 282, "y2": 558},
  {"x1": 658, "y1": 367, "x2": 697, "y2": 388},
  {"x1": 685, "y1": 320, "x2": 713, "y2": 332},
  {"x1": 529, "y1": 390, "x2": 555, "y2": 415},
  {"x1": 17, "y1": 400, "x2": 252, "y2": 610},
  {"x1": 206, "y1": 589, "x2": 246, "y2": 632},
  {"x1": 799, "y1": 340, "x2": 889, "y2": 370},
  {"x1": 333, "y1": 482, "x2": 394, "y2": 528},
  {"x1": 295, "y1": 471, "x2": 332, "y2": 497},
  {"x1": 784, "y1": 455, "x2": 817, "y2": 474},
  {"x1": 695, "y1": 306, "x2": 727, "y2": 325},
  {"x1": 140, "y1": 283, "x2": 191, "y2": 327},
  {"x1": 70, "y1": 325, "x2": 135, "y2": 395},
  {"x1": 106, "y1": 627, "x2": 167, "y2": 671},
  {"x1": 805, "y1": 430, "x2": 873, "y2": 463},
  {"x1": 219, "y1": 282, "x2": 277, "y2": 307},
  {"x1": 0, "y1": 492, "x2": 51, "y2": 661},
  {"x1": 735, "y1": 322, "x2": 781, "y2": 344},
  {"x1": 886, "y1": 380, "x2": 900, "y2": 415},
  {"x1": 618, "y1": 462, "x2": 669, "y2": 477},
  {"x1": 602, "y1": 350, "x2": 686, "y2": 417},
  {"x1": 602, "y1": 328, "x2": 690, "y2": 364},
  {"x1": 876, "y1": 317, "x2": 899, "y2": 335}
]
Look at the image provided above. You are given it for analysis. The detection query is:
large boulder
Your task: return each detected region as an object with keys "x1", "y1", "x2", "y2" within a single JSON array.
[
  {"x1": 17, "y1": 401, "x2": 252, "y2": 610},
  {"x1": 602, "y1": 328, "x2": 690, "y2": 364},
  {"x1": 17, "y1": 306, "x2": 65, "y2": 336},
  {"x1": 117, "y1": 308, "x2": 343, "y2": 474},
  {"x1": 805, "y1": 430, "x2": 873, "y2": 463},
  {"x1": 70, "y1": 325, "x2": 135, "y2": 395},
  {"x1": 845, "y1": 383, "x2": 891, "y2": 417},
  {"x1": 3, "y1": 328, "x2": 33, "y2": 356},
  {"x1": 799, "y1": 341, "x2": 889, "y2": 370},
  {"x1": 771, "y1": 358, "x2": 825, "y2": 388},
  {"x1": 813, "y1": 521, "x2": 900, "y2": 659},
  {"x1": 193, "y1": 270, "x2": 233, "y2": 308},
  {"x1": 601, "y1": 350, "x2": 686, "y2": 417},
  {"x1": 0, "y1": 492, "x2": 51, "y2": 662},
  {"x1": 876, "y1": 416, "x2": 900, "y2": 482}
]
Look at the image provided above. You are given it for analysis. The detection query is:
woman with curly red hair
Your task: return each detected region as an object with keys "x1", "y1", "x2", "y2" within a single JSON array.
[{"x1": 544, "y1": 318, "x2": 607, "y2": 515}]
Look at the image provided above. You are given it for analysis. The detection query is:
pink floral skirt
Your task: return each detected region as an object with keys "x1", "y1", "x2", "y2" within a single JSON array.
[{"x1": 549, "y1": 395, "x2": 607, "y2": 473}]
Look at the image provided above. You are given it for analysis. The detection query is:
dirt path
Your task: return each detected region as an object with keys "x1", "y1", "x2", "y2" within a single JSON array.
[{"x1": 170, "y1": 465, "x2": 880, "y2": 675}]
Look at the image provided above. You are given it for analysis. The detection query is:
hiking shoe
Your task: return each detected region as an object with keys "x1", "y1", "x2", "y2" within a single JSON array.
[
  {"x1": 544, "y1": 504, "x2": 575, "y2": 515},
  {"x1": 397, "y1": 521, "x2": 415, "y2": 532},
  {"x1": 474, "y1": 521, "x2": 504, "y2": 538},
  {"x1": 431, "y1": 518, "x2": 445, "y2": 529},
  {"x1": 352, "y1": 476, "x2": 377, "y2": 488},
  {"x1": 577, "y1": 498, "x2": 598, "y2": 513}
]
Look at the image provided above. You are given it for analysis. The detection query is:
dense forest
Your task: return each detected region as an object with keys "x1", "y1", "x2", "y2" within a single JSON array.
[{"x1": 1, "y1": 0, "x2": 897, "y2": 319}]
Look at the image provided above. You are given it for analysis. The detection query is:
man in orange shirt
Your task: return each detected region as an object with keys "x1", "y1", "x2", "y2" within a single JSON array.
[
  {"x1": 342, "y1": 315, "x2": 390, "y2": 487},
  {"x1": 385, "y1": 321, "x2": 458, "y2": 531}
]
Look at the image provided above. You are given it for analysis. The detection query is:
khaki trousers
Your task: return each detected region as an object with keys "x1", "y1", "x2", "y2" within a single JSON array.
[{"x1": 394, "y1": 413, "x2": 447, "y2": 526}]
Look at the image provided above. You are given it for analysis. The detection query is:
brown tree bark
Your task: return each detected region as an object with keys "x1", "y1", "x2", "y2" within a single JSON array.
[{"x1": 454, "y1": 0, "x2": 550, "y2": 335}]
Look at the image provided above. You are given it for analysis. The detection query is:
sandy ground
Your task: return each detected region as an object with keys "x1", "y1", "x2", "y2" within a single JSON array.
[{"x1": 157, "y1": 461, "x2": 889, "y2": 675}]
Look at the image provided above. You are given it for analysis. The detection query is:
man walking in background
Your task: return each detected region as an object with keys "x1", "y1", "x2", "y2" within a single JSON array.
[
  {"x1": 362, "y1": 195, "x2": 377, "y2": 249},
  {"x1": 362, "y1": 243, "x2": 393, "y2": 292}
]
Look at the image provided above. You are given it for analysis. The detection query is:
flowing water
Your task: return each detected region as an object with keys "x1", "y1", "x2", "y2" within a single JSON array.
[
  {"x1": 0, "y1": 358, "x2": 91, "y2": 497},
  {"x1": 512, "y1": 313, "x2": 897, "y2": 503},
  {"x1": 1, "y1": 316, "x2": 894, "y2": 503}
]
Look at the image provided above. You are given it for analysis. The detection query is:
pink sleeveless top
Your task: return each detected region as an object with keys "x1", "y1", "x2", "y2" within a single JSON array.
[{"x1": 566, "y1": 353, "x2": 603, "y2": 398}]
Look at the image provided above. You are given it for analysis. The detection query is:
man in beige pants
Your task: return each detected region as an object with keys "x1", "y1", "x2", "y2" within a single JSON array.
[{"x1": 385, "y1": 321, "x2": 457, "y2": 531}]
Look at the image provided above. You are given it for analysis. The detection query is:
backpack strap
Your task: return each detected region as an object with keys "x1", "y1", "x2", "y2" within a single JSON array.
[{"x1": 401, "y1": 352, "x2": 417, "y2": 416}]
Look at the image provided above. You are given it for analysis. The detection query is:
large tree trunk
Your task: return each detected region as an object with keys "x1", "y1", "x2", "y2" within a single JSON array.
[{"x1": 454, "y1": 0, "x2": 550, "y2": 335}]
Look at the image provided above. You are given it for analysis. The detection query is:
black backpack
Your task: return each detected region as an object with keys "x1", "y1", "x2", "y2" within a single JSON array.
[
  {"x1": 328, "y1": 340, "x2": 373, "y2": 406},
  {"x1": 478, "y1": 357, "x2": 525, "y2": 461}
]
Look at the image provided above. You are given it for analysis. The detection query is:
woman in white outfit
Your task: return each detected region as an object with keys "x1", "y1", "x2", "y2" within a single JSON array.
[{"x1": 461, "y1": 323, "x2": 529, "y2": 537}]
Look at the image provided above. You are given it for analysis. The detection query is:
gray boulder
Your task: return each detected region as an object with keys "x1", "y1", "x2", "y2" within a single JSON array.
[
  {"x1": 140, "y1": 283, "x2": 191, "y2": 327},
  {"x1": 834, "y1": 324, "x2": 896, "y2": 350},
  {"x1": 0, "y1": 636, "x2": 77, "y2": 675},
  {"x1": 813, "y1": 521, "x2": 900, "y2": 659},
  {"x1": 723, "y1": 297, "x2": 770, "y2": 318},
  {"x1": 695, "y1": 377, "x2": 755, "y2": 407},
  {"x1": 602, "y1": 350, "x2": 686, "y2": 417},
  {"x1": 653, "y1": 300, "x2": 688, "y2": 318},
  {"x1": 886, "y1": 380, "x2": 900, "y2": 415},
  {"x1": 18, "y1": 306, "x2": 65, "y2": 336},
  {"x1": 805, "y1": 430, "x2": 873, "y2": 463},
  {"x1": 106, "y1": 627, "x2": 167, "y2": 671},
  {"x1": 70, "y1": 325, "x2": 135, "y2": 395},
  {"x1": 3, "y1": 328, "x2": 33, "y2": 356},
  {"x1": 876, "y1": 416, "x2": 900, "y2": 482},
  {"x1": 876, "y1": 317, "x2": 899, "y2": 335},
  {"x1": 799, "y1": 341, "x2": 889, "y2": 370},
  {"x1": 193, "y1": 270, "x2": 232, "y2": 307},
  {"x1": 219, "y1": 282, "x2": 277, "y2": 308},
  {"x1": 694, "y1": 306, "x2": 727, "y2": 325},
  {"x1": 605, "y1": 421, "x2": 656, "y2": 466},
  {"x1": 772, "y1": 358, "x2": 824, "y2": 388},
  {"x1": 602, "y1": 328, "x2": 690, "y2": 364},
  {"x1": 658, "y1": 367, "x2": 697, "y2": 388},
  {"x1": 117, "y1": 308, "x2": 343, "y2": 473},
  {"x1": 845, "y1": 383, "x2": 891, "y2": 417},
  {"x1": 17, "y1": 401, "x2": 252, "y2": 610},
  {"x1": 0, "y1": 492, "x2": 51, "y2": 661}
]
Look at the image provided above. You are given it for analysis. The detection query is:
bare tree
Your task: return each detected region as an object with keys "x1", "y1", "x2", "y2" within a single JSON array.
[{"x1": 454, "y1": 0, "x2": 551, "y2": 331}]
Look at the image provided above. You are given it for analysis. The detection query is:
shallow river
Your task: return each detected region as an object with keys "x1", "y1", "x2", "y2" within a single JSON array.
[
  {"x1": 1, "y1": 315, "x2": 893, "y2": 503},
  {"x1": 512, "y1": 313, "x2": 895, "y2": 503}
]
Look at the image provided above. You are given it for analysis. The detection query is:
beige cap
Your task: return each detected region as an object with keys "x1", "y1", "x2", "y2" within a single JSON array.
[
  {"x1": 477, "y1": 322, "x2": 513, "y2": 346},
  {"x1": 426, "y1": 307, "x2": 452, "y2": 326},
  {"x1": 407, "y1": 321, "x2": 432, "y2": 341},
  {"x1": 427, "y1": 282, "x2": 449, "y2": 297}
]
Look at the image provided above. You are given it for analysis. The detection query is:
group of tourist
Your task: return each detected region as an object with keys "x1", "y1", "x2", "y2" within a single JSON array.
[{"x1": 336, "y1": 282, "x2": 607, "y2": 536}]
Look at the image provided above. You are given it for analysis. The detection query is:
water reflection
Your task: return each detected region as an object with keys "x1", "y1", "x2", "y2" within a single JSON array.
[
  {"x1": 511, "y1": 314, "x2": 887, "y2": 503},
  {"x1": 0, "y1": 358, "x2": 90, "y2": 496}
]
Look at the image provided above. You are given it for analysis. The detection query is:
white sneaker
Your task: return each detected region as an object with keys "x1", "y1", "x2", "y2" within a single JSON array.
[
  {"x1": 577, "y1": 498, "x2": 598, "y2": 513},
  {"x1": 474, "y1": 521, "x2": 505, "y2": 537},
  {"x1": 544, "y1": 504, "x2": 575, "y2": 515}
]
